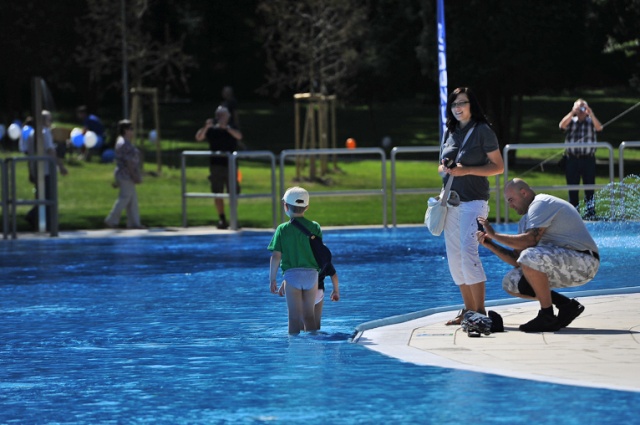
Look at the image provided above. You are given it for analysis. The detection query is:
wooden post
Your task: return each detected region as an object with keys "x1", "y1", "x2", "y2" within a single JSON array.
[
  {"x1": 294, "y1": 97, "x2": 301, "y2": 180},
  {"x1": 293, "y1": 92, "x2": 338, "y2": 181},
  {"x1": 329, "y1": 95, "x2": 337, "y2": 170}
]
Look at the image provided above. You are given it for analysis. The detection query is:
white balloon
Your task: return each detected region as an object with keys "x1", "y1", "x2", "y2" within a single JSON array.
[
  {"x1": 84, "y1": 131, "x2": 98, "y2": 148},
  {"x1": 8, "y1": 123, "x2": 21, "y2": 140},
  {"x1": 70, "y1": 127, "x2": 83, "y2": 139},
  {"x1": 149, "y1": 129, "x2": 158, "y2": 142}
]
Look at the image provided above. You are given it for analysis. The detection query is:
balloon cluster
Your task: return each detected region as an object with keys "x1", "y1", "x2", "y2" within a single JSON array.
[
  {"x1": 70, "y1": 127, "x2": 102, "y2": 149},
  {"x1": 2, "y1": 122, "x2": 104, "y2": 151},
  {"x1": 3, "y1": 122, "x2": 30, "y2": 152}
]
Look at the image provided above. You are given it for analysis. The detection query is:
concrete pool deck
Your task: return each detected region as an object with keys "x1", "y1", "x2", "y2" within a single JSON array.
[{"x1": 353, "y1": 288, "x2": 640, "y2": 393}]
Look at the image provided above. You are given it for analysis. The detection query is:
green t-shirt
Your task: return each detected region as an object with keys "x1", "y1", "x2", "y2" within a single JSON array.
[{"x1": 268, "y1": 217, "x2": 322, "y2": 272}]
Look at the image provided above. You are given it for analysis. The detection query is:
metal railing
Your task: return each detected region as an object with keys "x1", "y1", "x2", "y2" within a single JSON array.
[
  {"x1": 389, "y1": 146, "x2": 502, "y2": 226},
  {"x1": 619, "y1": 141, "x2": 640, "y2": 181},
  {"x1": 502, "y1": 142, "x2": 615, "y2": 223},
  {"x1": 181, "y1": 150, "x2": 277, "y2": 230},
  {"x1": 390, "y1": 147, "x2": 441, "y2": 226},
  {"x1": 6, "y1": 156, "x2": 59, "y2": 238},
  {"x1": 279, "y1": 148, "x2": 388, "y2": 225},
  {"x1": 1, "y1": 160, "x2": 7, "y2": 239}
]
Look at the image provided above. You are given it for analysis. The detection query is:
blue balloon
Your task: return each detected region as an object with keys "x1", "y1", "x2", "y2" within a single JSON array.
[
  {"x1": 96, "y1": 135, "x2": 104, "y2": 148},
  {"x1": 22, "y1": 125, "x2": 33, "y2": 142},
  {"x1": 0, "y1": 124, "x2": 5, "y2": 140},
  {"x1": 72, "y1": 133, "x2": 85, "y2": 148},
  {"x1": 101, "y1": 148, "x2": 115, "y2": 163}
]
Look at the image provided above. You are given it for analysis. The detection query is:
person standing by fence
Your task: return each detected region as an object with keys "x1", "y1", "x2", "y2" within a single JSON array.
[
  {"x1": 104, "y1": 120, "x2": 144, "y2": 229},
  {"x1": 195, "y1": 106, "x2": 243, "y2": 229},
  {"x1": 559, "y1": 99, "x2": 603, "y2": 219},
  {"x1": 25, "y1": 110, "x2": 69, "y2": 230}
]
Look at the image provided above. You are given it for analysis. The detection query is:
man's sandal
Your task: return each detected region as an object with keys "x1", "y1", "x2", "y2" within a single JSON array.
[{"x1": 445, "y1": 309, "x2": 468, "y2": 326}]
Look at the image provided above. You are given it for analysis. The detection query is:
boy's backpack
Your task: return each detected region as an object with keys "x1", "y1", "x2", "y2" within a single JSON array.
[{"x1": 289, "y1": 219, "x2": 333, "y2": 274}]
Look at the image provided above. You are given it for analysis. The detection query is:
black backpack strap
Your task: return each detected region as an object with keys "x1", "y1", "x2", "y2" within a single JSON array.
[
  {"x1": 290, "y1": 218, "x2": 316, "y2": 239},
  {"x1": 290, "y1": 218, "x2": 333, "y2": 276}
]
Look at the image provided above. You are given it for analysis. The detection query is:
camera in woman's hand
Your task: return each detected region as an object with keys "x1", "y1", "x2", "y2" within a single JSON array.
[{"x1": 443, "y1": 157, "x2": 457, "y2": 169}]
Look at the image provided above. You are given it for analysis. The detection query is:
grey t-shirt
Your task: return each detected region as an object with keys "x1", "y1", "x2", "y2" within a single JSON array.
[
  {"x1": 518, "y1": 194, "x2": 598, "y2": 253},
  {"x1": 440, "y1": 120, "x2": 500, "y2": 201}
]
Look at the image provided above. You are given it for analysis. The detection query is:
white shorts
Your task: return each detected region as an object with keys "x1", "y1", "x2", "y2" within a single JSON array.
[
  {"x1": 315, "y1": 288, "x2": 324, "y2": 305},
  {"x1": 444, "y1": 200, "x2": 489, "y2": 286},
  {"x1": 283, "y1": 268, "x2": 318, "y2": 291}
]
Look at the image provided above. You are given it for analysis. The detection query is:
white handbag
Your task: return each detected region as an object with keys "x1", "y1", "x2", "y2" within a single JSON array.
[
  {"x1": 424, "y1": 125, "x2": 475, "y2": 236},
  {"x1": 424, "y1": 176, "x2": 455, "y2": 236}
]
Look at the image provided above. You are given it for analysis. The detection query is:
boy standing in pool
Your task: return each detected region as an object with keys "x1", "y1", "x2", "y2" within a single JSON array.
[
  {"x1": 278, "y1": 264, "x2": 341, "y2": 330},
  {"x1": 268, "y1": 186, "x2": 326, "y2": 334}
]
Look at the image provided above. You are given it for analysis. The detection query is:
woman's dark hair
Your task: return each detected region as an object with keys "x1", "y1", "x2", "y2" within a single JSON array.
[
  {"x1": 445, "y1": 87, "x2": 490, "y2": 133},
  {"x1": 117, "y1": 119, "x2": 132, "y2": 136}
]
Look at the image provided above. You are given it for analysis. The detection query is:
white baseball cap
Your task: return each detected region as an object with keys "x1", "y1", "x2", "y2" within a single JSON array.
[{"x1": 283, "y1": 186, "x2": 309, "y2": 207}]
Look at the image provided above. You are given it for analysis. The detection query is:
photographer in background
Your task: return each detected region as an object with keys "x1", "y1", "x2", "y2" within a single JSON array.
[
  {"x1": 559, "y1": 99, "x2": 603, "y2": 219},
  {"x1": 195, "y1": 106, "x2": 243, "y2": 229}
]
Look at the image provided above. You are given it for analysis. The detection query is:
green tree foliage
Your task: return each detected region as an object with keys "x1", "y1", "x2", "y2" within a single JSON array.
[
  {"x1": 257, "y1": 0, "x2": 368, "y2": 98},
  {"x1": 1, "y1": 0, "x2": 639, "y2": 129},
  {"x1": 593, "y1": 0, "x2": 640, "y2": 90},
  {"x1": 417, "y1": 0, "x2": 595, "y2": 148},
  {"x1": 354, "y1": 0, "x2": 425, "y2": 103},
  {"x1": 0, "y1": 1, "x2": 80, "y2": 116},
  {"x1": 74, "y1": 0, "x2": 196, "y2": 103}
]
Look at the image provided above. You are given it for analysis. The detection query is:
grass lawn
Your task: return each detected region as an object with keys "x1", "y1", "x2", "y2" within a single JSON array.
[
  {"x1": 2, "y1": 153, "x2": 625, "y2": 231},
  {"x1": 3, "y1": 89, "x2": 640, "y2": 231}
]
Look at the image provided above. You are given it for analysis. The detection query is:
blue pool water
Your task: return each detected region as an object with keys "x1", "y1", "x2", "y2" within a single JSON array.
[{"x1": 1, "y1": 223, "x2": 639, "y2": 424}]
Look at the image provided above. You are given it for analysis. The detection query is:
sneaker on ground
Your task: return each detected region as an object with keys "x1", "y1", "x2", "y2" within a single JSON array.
[
  {"x1": 217, "y1": 220, "x2": 229, "y2": 230},
  {"x1": 519, "y1": 310, "x2": 560, "y2": 333},
  {"x1": 557, "y1": 299, "x2": 585, "y2": 328},
  {"x1": 461, "y1": 310, "x2": 493, "y2": 336}
]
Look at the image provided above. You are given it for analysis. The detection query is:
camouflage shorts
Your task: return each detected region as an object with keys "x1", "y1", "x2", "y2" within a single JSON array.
[{"x1": 502, "y1": 245, "x2": 600, "y2": 294}]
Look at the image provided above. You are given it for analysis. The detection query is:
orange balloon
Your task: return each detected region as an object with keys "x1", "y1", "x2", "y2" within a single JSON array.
[
  {"x1": 237, "y1": 169, "x2": 243, "y2": 183},
  {"x1": 346, "y1": 138, "x2": 356, "y2": 149}
]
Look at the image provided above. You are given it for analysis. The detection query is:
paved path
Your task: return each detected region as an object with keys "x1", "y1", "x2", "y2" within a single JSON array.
[{"x1": 354, "y1": 289, "x2": 640, "y2": 393}]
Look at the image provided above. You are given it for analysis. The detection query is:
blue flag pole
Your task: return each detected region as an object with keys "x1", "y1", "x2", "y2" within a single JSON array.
[{"x1": 437, "y1": 0, "x2": 448, "y2": 142}]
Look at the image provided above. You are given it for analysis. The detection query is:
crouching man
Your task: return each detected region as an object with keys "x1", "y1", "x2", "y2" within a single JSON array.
[{"x1": 477, "y1": 178, "x2": 600, "y2": 332}]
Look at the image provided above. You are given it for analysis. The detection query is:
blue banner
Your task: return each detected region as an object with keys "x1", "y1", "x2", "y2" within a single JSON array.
[{"x1": 437, "y1": 0, "x2": 447, "y2": 141}]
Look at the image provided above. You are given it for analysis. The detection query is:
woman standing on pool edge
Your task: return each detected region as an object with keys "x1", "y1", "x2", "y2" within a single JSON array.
[{"x1": 439, "y1": 87, "x2": 504, "y2": 325}]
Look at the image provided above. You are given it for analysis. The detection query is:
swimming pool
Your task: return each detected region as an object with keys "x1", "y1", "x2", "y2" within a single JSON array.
[{"x1": 1, "y1": 223, "x2": 638, "y2": 424}]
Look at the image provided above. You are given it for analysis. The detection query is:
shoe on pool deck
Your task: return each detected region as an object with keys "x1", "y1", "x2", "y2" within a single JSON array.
[
  {"x1": 461, "y1": 310, "x2": 493, "y2": 336},
  {"x1": 557, "y1": 299, "x2": 585, "y2": 328},
  {"x1": 519, "y1": 310, "x2": 560, "y2": 333}
]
